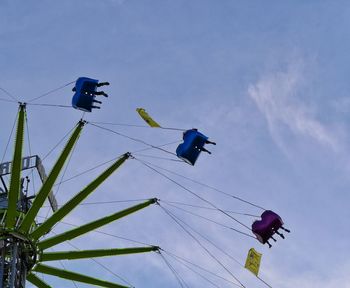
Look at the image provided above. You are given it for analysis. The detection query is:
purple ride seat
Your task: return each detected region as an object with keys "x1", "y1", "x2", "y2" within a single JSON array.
[{"x1": 252, "y1": 210, "x2": 289, "y2": 248}]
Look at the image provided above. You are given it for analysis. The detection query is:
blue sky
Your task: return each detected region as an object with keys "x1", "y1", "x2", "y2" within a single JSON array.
[{"x1": 1, "y1": 1, "x2": 350, "y2": 287}]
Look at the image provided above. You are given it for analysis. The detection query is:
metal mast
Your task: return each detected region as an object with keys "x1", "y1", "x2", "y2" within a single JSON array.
[{"x1": 0, "y1": 104, "x2": 31, "y2": 288}]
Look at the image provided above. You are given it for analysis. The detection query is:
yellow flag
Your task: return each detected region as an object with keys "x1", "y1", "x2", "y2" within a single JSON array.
[
  {"x1": 245, "y1": 248, "x2": 262, "y2": 276},
  {"x1": 136, "y1": 108, "x2": 161, "y2": 127}
]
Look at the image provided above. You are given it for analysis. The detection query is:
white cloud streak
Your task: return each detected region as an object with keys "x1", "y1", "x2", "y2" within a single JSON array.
[{"x1": 248, "y1": 62, "x2": 338, "y2": 153}]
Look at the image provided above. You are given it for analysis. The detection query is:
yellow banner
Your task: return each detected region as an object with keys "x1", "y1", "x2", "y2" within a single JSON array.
[
  {"x1": 245, "y1": 248, "x2": 262, "y2": 276},
  {"x1": 136, "y1": 108, "x2": 161, "y2": 127}
]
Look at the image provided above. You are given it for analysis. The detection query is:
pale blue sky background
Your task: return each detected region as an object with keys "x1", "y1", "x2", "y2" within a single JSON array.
[{"x1": 1, "y1": 1, "x2": 350, "y2": 287}]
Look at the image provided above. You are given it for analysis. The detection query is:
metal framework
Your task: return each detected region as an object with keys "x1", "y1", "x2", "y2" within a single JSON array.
[{"x1": 0, "y1": 104, "x2": 159, "y2": 287}]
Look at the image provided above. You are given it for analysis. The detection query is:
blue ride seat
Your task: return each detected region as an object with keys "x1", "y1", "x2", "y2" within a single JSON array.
[
  {"x1": 176, "y1": 129, "x2": 210, "y2": 165},
  {"x1": 72, "y1": 77, "x2": 101, "y2": 112}
]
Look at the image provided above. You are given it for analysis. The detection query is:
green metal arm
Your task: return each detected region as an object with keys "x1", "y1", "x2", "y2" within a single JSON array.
[
  {"x1": 6, "y1": 104, "x2": 26, "y2": 229},
  {"x1": 30, "y1": 153, "x2": 130, "y2": 240},
  {"x1": 27, "y1": 273, "x2": 52, "y2": 288},
  {"x1": 19, "y1": 120, "x2": 85, "y2": 234},
  {"x1": 40, "y1": 246, "x2": 159, "y2": 261},
  {"x1": 32, "y1": 264, "x2": 129, "y2": 288},
  {"x1": 38, "y1": 198, "x2": 157, "y2": 250}
]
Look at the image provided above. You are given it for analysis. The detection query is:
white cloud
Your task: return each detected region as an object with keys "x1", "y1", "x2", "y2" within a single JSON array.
[{"x1": 248, "y1": 62, "x2": 338, "y2": 153}]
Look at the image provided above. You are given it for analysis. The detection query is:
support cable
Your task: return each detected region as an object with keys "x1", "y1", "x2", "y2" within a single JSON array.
[
  {"x1": 47, "y1": 228, "x2": 133, "y2": 288},
  {"x1": 43, "y1": 136, "x2": 78, "y2": 220},
  {"x1": 0, "y1": 97, "x2": 17, "y2": 103},
  {"x1": 27, "y1": 80, "x2": 76, "y2": 103},
  {"x1": 37, "y1": 215, "x2": 154, "y2": 247},
  {"x1": 158, "y1": 252, "x2": 188, "y2": 288},
  {"x1": 136, "y1": 158, "x2": 252, "y2": 232},
  {"x1": 36, "y1": 199, "x2": 156, "y2": 249},
  {"x1": 50, "y1": 140, "x2": 182, "y2": 188},
  {"x1": 160, "y1": 204, "x2": 245, "y2": 267},
  {"x1": 90, "y1": 121, "x2": 186, "y2": 132},
  {"x1": 88, "y1": 122, "x2": 178, "y2": 158},
  {"x1": 131, "y1": 140, "x2": 181, "y2": 154},
  {"x1": 5, "y1": 103, "x2": 26, "y2": 228},
  {"x1": 24, "y1": 121, "x2": 76, "y2": 183},
  {"x1": 26, "y1": 103, "x2": 72, "y2": 109},
  {"x1": 44, "y1": 199, "x2": 257, "y2": 219},
  {"x1": 0, "y1": 112, "x2": 18, "y2": 195},
  {"x1": 162, "y1": 251, "x2": 224, "y2": 288},
  {"x1": 89, "y1": 122, "x2": 150, "y2": 128},
  {"x1": 24, "y1": 122, "x2": 77, "y2": 185},
  {"x1": 131, "y1": 153, "x2": 184, "y2": 162},
  {"x1": 55, "y1": 233, "x2": 134, "y2": 288},
  {"x1": 162, "y1": 250, "x2": 240, "y2": 287},
  {"x1": 51, "y1": 131, "x2": 78, "y2": 203},
  {"x1": 1, "y1": 111, "x2": 17, "y2": 163},
  {"x1": 56, "y1": 258, "x2": 79, "y2": 288},
  {"x1": 90, "y1": 258, "x2": 134, "y2": 288},
  {"x1": 41, "y1": 125, "x2": 76, "y2": 162},
  {"x1": 25, "y1": 112, "x2": 36, "y2": 197},
  {"x1": 159, "y1": 205, "x2": 246, "y2": 288},
  {"x1": 0, "y1": 86, "x2": 19, "y2": 102},
  {"x1": 41, "y1": 199, "x2": 151, "y2": 208},
  {"x1": 160, "y1": 206, "x2": 272, "y2": 288},
  {"x1": 52, "y1": 156, "x2": 118, "y2": 186},
  {"x1": 162, "y1": 200, "x2": 259, "y2": 217},
  {"x1": 39, "y1": 215, "x2": 247, "y2": 287},
  {"x1": 46, "y1": 199, "x2": 153, "y2": 207},
  {"x1": 40, "y1": 215, "x2": 258, "y2": 287},
  {"x1": 161, "y1": 201, "x2": 256, "y2": 239},
  {"x1": 20, "y1": 120, "x2": 84, "y2": 234},
  {"x1": 140, "y1": 160, "x2": 266, "y2": 211}
]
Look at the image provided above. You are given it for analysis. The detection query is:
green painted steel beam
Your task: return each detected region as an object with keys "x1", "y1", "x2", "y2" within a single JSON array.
[
  {"x1": 30, "y1": 153, "x2": 130, "y2": 240},
  {"x1": 33, "y1": 264, "x2": 129, "y2": 288},
  {"x1": 6, "y1": 104, "x2": 26, "y2": 229},
  {"x1": 38, "y1": 198, "x2": 157, "y2": 250},
  {"x1": 40, "y1": 246, "x2": 159, "y2": 261},
  {"x1": 27, "y1": 273, "x2": 52, "y2": 288},
  {"x1": 19, "y1": 120, "x2": 85, "y2": 234}
]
